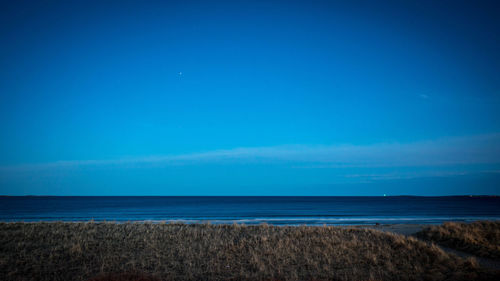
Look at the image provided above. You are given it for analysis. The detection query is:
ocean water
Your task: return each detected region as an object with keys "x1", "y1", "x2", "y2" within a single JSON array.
[{"x1": 0, "y1": 196, "x2": 499, "y2": 225}]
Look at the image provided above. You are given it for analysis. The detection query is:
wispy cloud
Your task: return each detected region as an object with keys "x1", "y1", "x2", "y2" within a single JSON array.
[
  {"x1": 1, "y1": 133, "x2": 499, "y2": 171},
  {"x1": 342, "y1": 170, "x2": 491, "y2": 181}
]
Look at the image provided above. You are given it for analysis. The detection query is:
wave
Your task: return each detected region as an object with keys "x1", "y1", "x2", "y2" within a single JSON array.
[{"x1": 6, "y1": 216, "x2": 499, "y2": 225}]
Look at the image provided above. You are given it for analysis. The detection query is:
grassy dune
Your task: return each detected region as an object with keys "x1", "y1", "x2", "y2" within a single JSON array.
[
  {"x1": 0, "y1": 222, "x2": 496, "y2": 281},
  {"x1": 416, "y1": 221, "x2": 500, "y2": 259}
]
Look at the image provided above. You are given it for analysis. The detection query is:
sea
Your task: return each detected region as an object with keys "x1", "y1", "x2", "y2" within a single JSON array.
[{"x1": 1, "y1": 196, "x2": 499, "y2": 225}]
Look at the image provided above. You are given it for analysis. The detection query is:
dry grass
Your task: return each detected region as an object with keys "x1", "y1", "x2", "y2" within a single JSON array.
[
  {"x1": 416, "y1": 221, "x2": 500, "y2": 259},
  {"x1": 88, "y1": 272, "x2": 162, "y2": 281},
  {"x1": 0, "y1": 222, "x2": 496, "y2": 281}
]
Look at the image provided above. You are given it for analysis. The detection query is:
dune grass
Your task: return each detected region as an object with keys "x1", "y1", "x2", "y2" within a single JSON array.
[
  {"x1": 0, "y1": 222, "x2": 496, "y2": 281},
  {"x1": 416, "y1": 221, "x2": 500, "y2": 259}
]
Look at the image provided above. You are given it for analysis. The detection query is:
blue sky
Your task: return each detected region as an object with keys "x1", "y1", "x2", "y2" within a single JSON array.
[{"x1": 0, "y1": 0, "x2": 499, "y2": 195}]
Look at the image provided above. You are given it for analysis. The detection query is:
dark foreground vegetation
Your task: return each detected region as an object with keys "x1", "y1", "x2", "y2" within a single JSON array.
[
  {"x1": 416, "y1": 221, "x2": 500, "y2": 259},
  {"x1": 0, "y1": 222, "x2": 498, "y2": 281}
]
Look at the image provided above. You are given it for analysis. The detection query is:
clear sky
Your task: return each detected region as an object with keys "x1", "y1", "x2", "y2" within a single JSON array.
[{"x1": 1, "y1": 0, "x2": 499, "y2": 195}]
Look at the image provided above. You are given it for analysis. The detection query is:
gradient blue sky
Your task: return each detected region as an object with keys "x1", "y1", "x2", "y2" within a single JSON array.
[{"x1": 1, "y1": 0, "x2": 499, "y2": 195}]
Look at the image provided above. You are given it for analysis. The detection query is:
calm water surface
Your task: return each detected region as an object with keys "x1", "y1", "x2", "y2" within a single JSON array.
[{"x1": 1, "y1": 196, "x2": 499, "y2": 225}]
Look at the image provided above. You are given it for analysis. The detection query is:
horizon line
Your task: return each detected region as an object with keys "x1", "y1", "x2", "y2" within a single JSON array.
[{"x1": 2, "y1": 195, "x2": 498, "y2": 197}]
